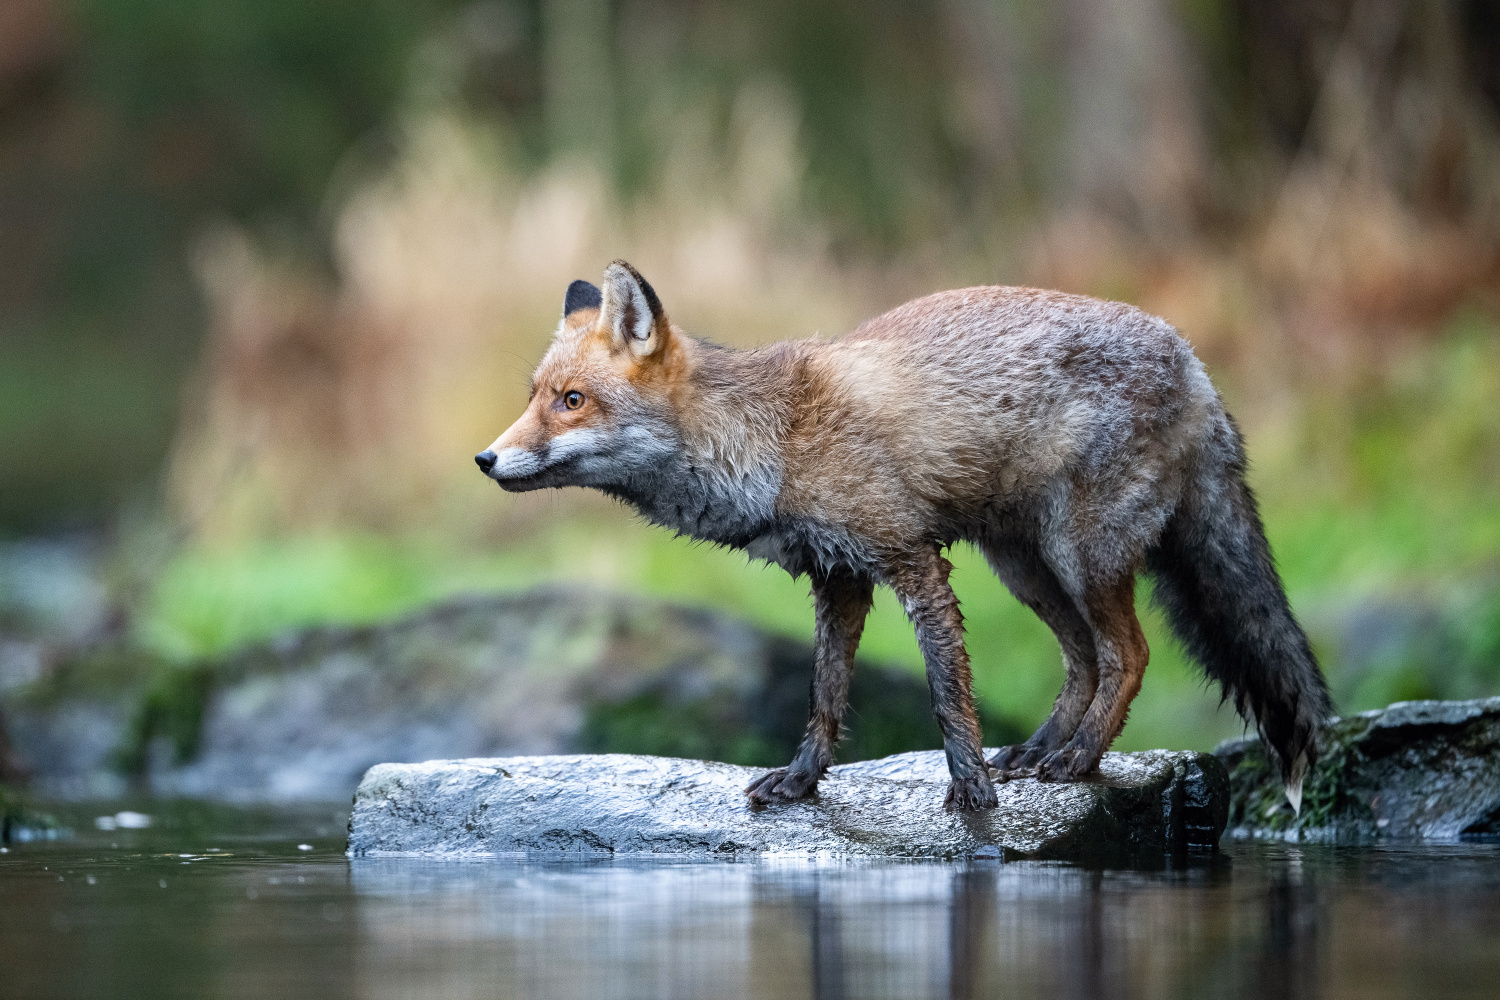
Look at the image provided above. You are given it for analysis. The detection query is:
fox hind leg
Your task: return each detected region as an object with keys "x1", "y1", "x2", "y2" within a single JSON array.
[
  {"x1": 981, "y1": 539, "x2": 1100, "y2": 775},
  {"x1": 1036, "y1": 574, "x2": 1149, "y2": 782}
]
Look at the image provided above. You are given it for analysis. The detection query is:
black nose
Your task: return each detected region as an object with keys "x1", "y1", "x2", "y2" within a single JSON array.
[{"x1": 475, "y1": 450, "x2": 497, "y2": 473}]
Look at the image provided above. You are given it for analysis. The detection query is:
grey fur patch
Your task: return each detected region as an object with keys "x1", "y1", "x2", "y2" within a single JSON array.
[
  {"x1": 748, "y1": 521, "x2": 882, "y2": 579},
  {"x1": 617, "y1": 451, "x2": 782, "y2": 546}
]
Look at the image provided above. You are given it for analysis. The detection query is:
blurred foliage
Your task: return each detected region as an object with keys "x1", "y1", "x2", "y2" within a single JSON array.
[
  {"x1": 114, "y1": 661, "x2": 215, "y2": 773},
  {"x1": 74, "y1": 0, "x2": 465, "y2": 221},
  {"x1": 1, "y1": 0, "x2": 474, "y2": 530},
  {"x1": 8, "y1": 0, "x2": 1500, "y2": 530},
  {"x1": 0, "y1": 784, "x2": 61, "y2": 842}
]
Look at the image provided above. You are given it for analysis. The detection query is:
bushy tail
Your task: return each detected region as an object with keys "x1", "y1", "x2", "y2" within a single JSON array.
[{"x1": 1146, "y1": 424, "x2": 1331, "y2": 812}]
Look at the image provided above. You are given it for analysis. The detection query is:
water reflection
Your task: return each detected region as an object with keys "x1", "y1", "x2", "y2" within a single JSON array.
[
  {"x1": 3, "y1": 830, "x2": 1500, "y2": 1000},
  {"x1": 1252, "y1": 848, "x2": 1321, "y2": 999},
  {"x1": 341, "y1": 847, "x2": 1497, "y2": 1000}
]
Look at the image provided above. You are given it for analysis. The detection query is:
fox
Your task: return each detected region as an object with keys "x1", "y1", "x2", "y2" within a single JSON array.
[{"x1": 476, "y1": 260, "x2": 1330, "y2": 812}]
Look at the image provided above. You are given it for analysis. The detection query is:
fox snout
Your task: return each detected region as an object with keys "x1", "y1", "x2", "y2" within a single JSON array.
[{"x1": 474, "y1": 443, "x2": 553, "y2": 491}]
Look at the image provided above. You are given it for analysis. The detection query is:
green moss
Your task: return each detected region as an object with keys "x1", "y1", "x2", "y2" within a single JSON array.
[
  {"x1": 579, "y1": 690, "x2": 782, "y2": 767},
  {"x1": 9, "y1": 642, "x2": 161, "y2": 708},
  {"x1": 578, "y1": 642, "x2": 1025, "y2": 768},
  {"x1": 0, "y1": 783, "x2": 61, "y2": 843},
  {"x1": 2, "y1": 640, "x2": 220, "y2": 779},
  {"x1": 5, "y1": 641, "x2": 216, "y2": 776},
  {"x1": 114, "y1": 663, "x2": 220, "y2": 775},
  {"x1": 1223, "y1": 714, "x2": 1377, "y2": 836}
]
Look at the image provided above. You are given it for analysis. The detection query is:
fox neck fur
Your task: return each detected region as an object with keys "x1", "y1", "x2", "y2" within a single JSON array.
[
  {"x1": 601, "y1": 338, "x2": 889, "y2": 579},
  {"x1": 601, "y1": 338, "x2": 794, "y2": 553}
]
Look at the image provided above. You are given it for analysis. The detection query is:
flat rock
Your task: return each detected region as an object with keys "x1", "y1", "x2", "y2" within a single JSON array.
[
  {"x1": 347, "y1": 749, "x2": 1228, "y2": 864},
  {"x1": 1219, "y1": 696, "x2": 1500, "y2": 842}
]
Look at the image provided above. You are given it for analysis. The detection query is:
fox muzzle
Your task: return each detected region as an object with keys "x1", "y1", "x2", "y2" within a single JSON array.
[{"x1": 476, "y1": 445, "x2": 552, "y2": 491}]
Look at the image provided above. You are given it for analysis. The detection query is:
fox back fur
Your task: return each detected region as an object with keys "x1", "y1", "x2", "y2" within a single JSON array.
[{"x1": 477, "y1": 261, "x2": 1330, "y2": 812}]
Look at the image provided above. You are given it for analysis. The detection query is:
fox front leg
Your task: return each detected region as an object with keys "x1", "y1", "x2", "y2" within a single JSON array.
[
  {"x1": 745, "y1": 568, "x2": 873, "y2": 805},
  {"x1": 889, "y1": 547, "x2": 998, "y2": 811}
]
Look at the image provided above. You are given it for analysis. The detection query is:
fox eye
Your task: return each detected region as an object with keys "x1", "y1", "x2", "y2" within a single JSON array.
[{"x1": 564, "y1": 390, "x2": 585, "y2": 410}]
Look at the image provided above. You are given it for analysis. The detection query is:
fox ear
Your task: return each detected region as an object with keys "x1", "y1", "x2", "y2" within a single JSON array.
[
  {"x1": 599, "y1": 260, "x2": 668, "y2": 358},
  {"x1": 563, "y1": 279, "x2": 601, "y2": 317}
]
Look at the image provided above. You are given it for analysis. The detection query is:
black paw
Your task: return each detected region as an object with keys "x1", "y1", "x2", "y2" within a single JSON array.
[
  {"x1": 987, "y1": 744, "x2": 1027, "y2": 770},
  {"x1": 987, "y1": 742, "x2": 1049, "y2": 774},
  {"x1": 744, "y1": 767, "x2": 818, "y2": 805},
  {"x1": 1035, "y1": 745, "x2": 1100, "y2": 782},
  {"x1": 944, "y1": 773, "x2": 999, "y2": 811}
]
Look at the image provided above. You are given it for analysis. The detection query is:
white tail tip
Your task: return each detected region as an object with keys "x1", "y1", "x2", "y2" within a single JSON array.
[{"x1": 1285, "y1": 752, "x2": 1308, "y2": 816}]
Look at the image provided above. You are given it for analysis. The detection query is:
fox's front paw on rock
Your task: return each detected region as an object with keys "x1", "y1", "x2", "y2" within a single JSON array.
[
  {"x1": 944, "y1": 774, "x2": 999, "y2": 811},
  {"x1": 744, "y1": 767, "x2": 818, "y2": 805},
  {"x1": 1035, "y1": 745, "x2": 1099, "y2": 782}
]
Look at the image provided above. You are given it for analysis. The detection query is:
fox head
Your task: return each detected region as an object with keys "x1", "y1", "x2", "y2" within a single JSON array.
[{"x1": 476, "y1": 260, "x2": 686, "y2": 493}]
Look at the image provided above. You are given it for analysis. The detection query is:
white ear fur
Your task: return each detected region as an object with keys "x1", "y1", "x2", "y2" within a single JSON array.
[{"x1": 599, "y1": 261, "x2": 663, "y2": 358}]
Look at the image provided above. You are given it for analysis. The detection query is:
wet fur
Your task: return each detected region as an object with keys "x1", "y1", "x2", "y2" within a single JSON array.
[{"x1": 482, "y1": 264, "x2": 1331, "y2": 809}]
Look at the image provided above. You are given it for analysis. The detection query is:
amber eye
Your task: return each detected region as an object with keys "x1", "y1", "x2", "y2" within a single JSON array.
[{"x1": 564, "y1": 390, "x2": 585, "y2": 410}]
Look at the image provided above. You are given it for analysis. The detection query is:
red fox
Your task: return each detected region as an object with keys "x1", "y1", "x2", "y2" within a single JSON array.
[{"x1": 476, "y1": 261, "x2": 1330, "y2": 811}]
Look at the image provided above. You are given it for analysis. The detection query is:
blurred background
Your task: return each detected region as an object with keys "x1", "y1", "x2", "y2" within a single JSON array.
[{"x1": 2, "y1": 0, "x2": 1500, "y2": 800}]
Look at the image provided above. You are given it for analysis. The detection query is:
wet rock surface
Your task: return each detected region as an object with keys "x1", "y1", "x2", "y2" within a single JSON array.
[
  {"x1": 347, "y1": 749, "x2": 1229, "y2": 864},
  {"x1": 2, "y1": 588, "x2": 1019, "y2": 803},
  {"x1": 1219, "y1": 696, "x2": 1500, "y2": 842}
]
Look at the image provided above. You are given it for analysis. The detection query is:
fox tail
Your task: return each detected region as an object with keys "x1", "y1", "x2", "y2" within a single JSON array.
[{"x1": 1146, "y1": 420, "x2": 1330, "y2": 813}]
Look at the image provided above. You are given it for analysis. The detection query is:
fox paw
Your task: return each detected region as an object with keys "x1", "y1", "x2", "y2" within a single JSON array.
[
  {"x1": 987, "y1": 743, "x2": 1049, "y2": 774},
  {"x1": 1035, "y1": 746, "x2": 1100, "y2": 782},
  {"x1": 944, "y1": 773, "x2": 999, "y2": 811},
  {"x1": 745, "y1": 767, "x2": 818, "y2": 805}
]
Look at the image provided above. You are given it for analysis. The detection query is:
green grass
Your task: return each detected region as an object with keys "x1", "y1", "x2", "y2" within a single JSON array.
[{"x1": 132, "y1": 321, "x2": 1500, "y2": 753}]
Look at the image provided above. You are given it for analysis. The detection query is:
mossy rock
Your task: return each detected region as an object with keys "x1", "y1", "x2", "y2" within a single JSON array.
[
  {"x1": 579, "y1": 635, "x2": 1021, "y2": 766},
  {"x1": 1218, "y1": 696, "x2": 1500, "y2": 842},
  {"x1": 0, "y1": 783, "x2": 62, "y2": 843},
  {"x1": 4, "y1": 588, "x2": 1025, "y2": 803}
]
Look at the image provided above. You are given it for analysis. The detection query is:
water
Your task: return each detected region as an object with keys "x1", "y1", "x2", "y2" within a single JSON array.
[{"x1": 3, "y1": 802, "x2": 1499, "y2": 999}]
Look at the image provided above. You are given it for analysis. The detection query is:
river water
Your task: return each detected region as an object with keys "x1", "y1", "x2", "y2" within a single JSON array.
[{"x1": 2, "y1": 801, "x2": 1497, "y2": 999}]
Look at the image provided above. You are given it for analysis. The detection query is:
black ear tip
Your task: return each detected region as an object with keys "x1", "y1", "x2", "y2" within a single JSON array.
[
  {"x1": 563, "y1": 279, "x2": 602, "y2": 316},
  {"x1": 635, "y1": 273, "x2": 663, "y2": 320}
]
